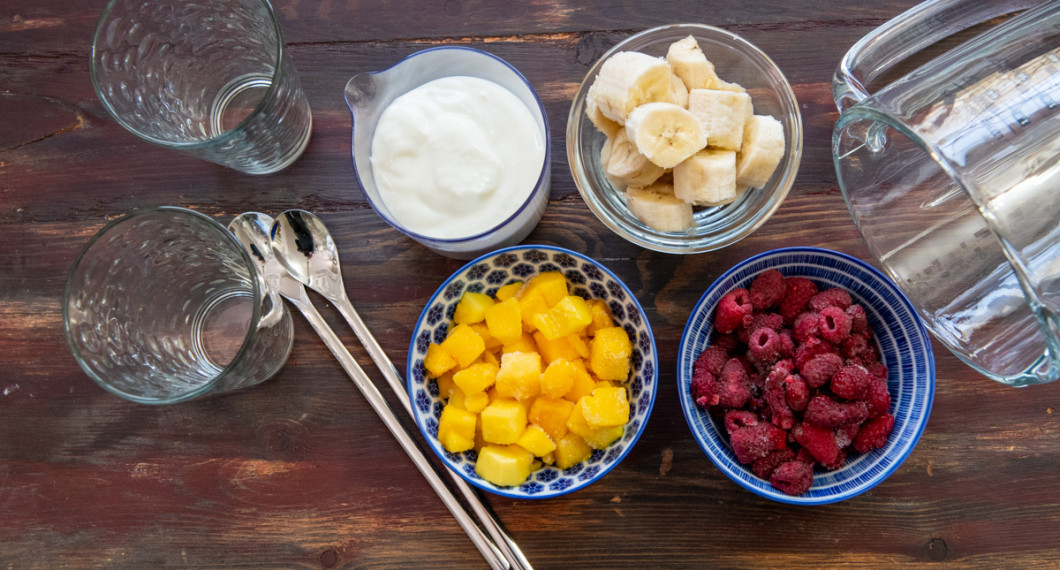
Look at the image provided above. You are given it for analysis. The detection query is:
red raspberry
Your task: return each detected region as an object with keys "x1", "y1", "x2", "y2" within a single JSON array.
[
  {"x1": 712, "y1": 333, "x2": 740, "y2": 353},
  {"x1": 723, "y1": 409, "x2": 758, "y2": 434},
  {"x1": 770, "y1": 460, "x2": 814, "y2": 495},
  {"x1": 738, "y1": 311, "x2": 785, "y2": 344},
  {"x1": 747, "y1": 327, "x2": 781, "y2": 365},
  {"x1": 716, "y1": 288, "x2": 753, "y2": 334},
  {"x1": 694, "y1": 345, "x2": 729, "y2": 377},
  {"x1": 867, "y1": 361, "x2": 889, "y2": 381},
  {"x1": 691, "y1": 370, "x2": 720, "y2": 408},
  {"x1": 822, "y1": 448, "x2": 847, "y2": 470},
  {"x1": 749, "y1": 269, "x2": 786, "y2": 310},
  {"x1": 842, "y1": 331, "x2": 879, "y2": 364},
  {"x1": 864, "y1": 377, "x2": 891, "y2": 418},
  {"x1": 853, "y1": 413, "x2": 895, "y2": 454},
  {"x1": 795, "y1": 446, "x2": 817, "y2": 467},
  {"x1": 784, "y1": 374, "x2": 810, "y2": 411},
  {"x1": 777, "y1": 330, "x2": 796, "y2": 358},
  {"x1": 730, "y1": 423, "x2": 786, "y2": 464},
  {"x1": 846, "y1": 304, "x2": 869, "y2": 334},
  {"x1": 792, "y1": 311, "x2": 820, "y2": 343},
  {"x1": 831, "y1": 364, "x2": 872, "y2": 400},
  {"x1": 792, "y1": 422, "x2": 840, "y2": 465},
  {"x1": 780, "y1": 277, "x2": 818, "y2": 323},
  {"x1": 765, "y1": 384, "x2": 795, "y2": 429},
  {"x1": 836, "y1": 421, "x2": 861, "y2": 449},
  {"x1": 751, "y1": 447, "x2": 796, "y2": 480},
  {"x1": 818, "y1": 306, "x2": 853, "y2": 344},
  {"x1": 809, "y1": 288, "x2": 853, "y2": 312},
  {"x1": 717, "y1": 358, "x2": 752, "y2": 409},
  {"x1": 805, "y1": 393, "x2": 868, "y2": 429},
  {"x1": 800, "y1": 352, "x2": 842, "y2": 389},
  {"x1": 796, "y1": 339, "x2": 840, "y2": 380}
]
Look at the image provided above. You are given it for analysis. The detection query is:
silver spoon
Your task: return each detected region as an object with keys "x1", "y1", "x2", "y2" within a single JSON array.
[
  {"x1": 271, "y1": 210, "x2": 532, "y2": 570},
  {"x1": 229, "y1": 213, "x2": 509, "y2": 570}
]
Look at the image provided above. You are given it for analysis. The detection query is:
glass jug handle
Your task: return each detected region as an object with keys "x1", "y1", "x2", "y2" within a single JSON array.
[{"x1": 833, "y1": 0, "x2": 1042, "y2": 112}]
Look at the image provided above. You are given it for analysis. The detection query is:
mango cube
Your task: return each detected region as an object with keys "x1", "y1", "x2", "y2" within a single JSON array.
[
  {"x1": 528, "y1": 397, "x2": 575, "y2": 442},
  {"x1": 533, "y1": 331, "x2": 581, "y2": 364},
  {"x1": 581, "y1": 386, "x2": 630, "y2": 428},
  {"x1": 494, "y1": 281, "x2": 524, "y2": 302},
  {"x1": 440, "y1": 324, "x2": 486, "y2": 369},
  {"x1": 438, "y1": 404, "x2": 477, "y2": 453},
  {"x1": 453, "y1": 292, "x2": 495, "y2": 325},
  {"x1": 567, "y1": 333, "x2": 591, "y2": 359},
  {"x1": 517, "y1": 289, "x2": 551, "y2": 332},
  {"x1": 484, "y1": 297, "x2": 523, "y2": 343},
  {"x1": 453, "y1": 362, "x2": 498, "y2": 395},
  {"x1": 589, "y1": 326, "x2": 632, "y2": 381},
  {"x1": 586, "y1": 299, "x2": 616, "y2": 336},
  {"x1": 495, "y1": 351, "x2": 541, "y2": 401},
  {"x1": 565, "y1": 399, "x2": 595, "y2": 439},
  {"x1": 532, "y1": 295, "x2": 593, "y2": 340},
  {"x1": 502, "y1": 332, "x2": 537, "y2": 354},
  {"x1": 555, "y1": 433, "x2": 593, "y2": 470},
  {"x1": 563, "y1": 359, "x2": 598, "y2": 403},
  {"x1": 464, "y1": 390, "x2": 490, "y2": 414},
  {"x1": 516, "y1": 424, "x2": 556, "y2": 457},
  {"x1": 480, "y1": 398, "x2": 528, "y2": 444},
  {"x1": 424, "y1": 343, "x2": 457, "y2": 378},
  {"x1": 520, "y1": 271, "x2": 569, "y2": 306},
  {"x1": 435, "y1": 371, "x2": 456, "y2": 399},
  {"x1": 583, "y1": 425, "x2": 624, "y2": 450},
  {"x1": 476, "y1": 445, "x2": 534, "y2": 486},
  {"x1": 540, "y1": 358, "x2": 578, "y2": 399},
  {"x1": 469, "y1": 323, "x2": 502, "y2": 351}
]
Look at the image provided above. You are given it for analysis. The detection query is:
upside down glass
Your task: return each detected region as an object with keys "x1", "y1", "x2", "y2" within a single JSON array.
[
  {"x1": 90, "y1": 0, "x2": 312, "y2": 174},
  {"x1": 63, "y1": 207, "x2": 294, "y2": 404},
  {"x1": 832, "y1": 0, "x2": 1060, "y2": 386}
]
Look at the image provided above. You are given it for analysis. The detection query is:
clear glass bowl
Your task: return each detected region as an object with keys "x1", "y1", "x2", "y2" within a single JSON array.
[{"x1": 567, "y1": 24, "x2": 803, "y2": 253}]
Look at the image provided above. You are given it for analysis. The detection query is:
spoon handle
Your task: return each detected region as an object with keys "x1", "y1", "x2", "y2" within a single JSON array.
[
  {"x1": 283, "y1": 288, "x2": 509, "y2": 570},
  {"x1": 331, "y1": 297, "x2": 534, "y2": 570}
]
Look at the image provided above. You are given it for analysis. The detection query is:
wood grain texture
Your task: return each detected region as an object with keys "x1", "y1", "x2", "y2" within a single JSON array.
[{"x1": 4, "y1": 0, "x2": 1060, "y2": 568}]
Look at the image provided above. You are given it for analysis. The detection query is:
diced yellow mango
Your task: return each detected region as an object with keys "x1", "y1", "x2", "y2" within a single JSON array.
[
  {"x1": 494, "y1": 281, "x2": 524, "y2": 302},
  {"x1": 484, "y1": 297, "x2": 523, "y2": 343},
  {"x1": 453, "y1": 362, "x2": 498, "y2": 395},
  {"x1": 584, "y1": 425, "x2": 624, "y2": 450},
  {"x1": 581, "y1": 386, "x2": 630, "y2": 428},
  {"x1": 533, "y1": 331, "x2": 581, "y2": 364},
  {"x1": 519, "y1": 271, "x2": 569, "y2": 307},
  {"x1": 595, "y1": 380, "x2": 614, "y2": 390},
  {"x1": 566, "y1": 399, "x2": 594, "y2": 439},
  {"x1": 480, "y1": 398, "x2": 528, "y2": 444},
  {"x1": 502, "y1": 332, "x2": 537, "y2": 354},
  {"x1": 495, "y1": 351, "x2": 541, "y2": 401},
  {"x1": 586, "y1": 299, "x2": 616, "y2": 336},
  {"x1": 424, "y1": 343, "x2": 457, "y2": 378},
  {"x1": 589, "y1": 326, "x2": 632, "y2": 381},
  {"x1": 448, "y1": 387, "x2": 467, "y2": 410},
  {"x1": 533, "y1": 295, "x2": 593, "y2": 340},
  {"x1": 555, "y1": 433, "x2": 593, "y2": 470},
  {"x1": 469, "y1": 323, "x2": 502, "y2": 351},
  {"x1": 516, "y1": 424, "x2": 556, "y2": 457},
  {"x1": 453, "y1": 292, "x2": 495, "y2": 325},
  {"x1": 517, "y1": 289, "x2": 550, "y2": 332},
  {"x1": 464, "y1": 390, "x2": 490, "y2": 414},
  {"x1": 567, "y1": 333, "x2": 591, "y2": 359},
  {"x1": 540, "y1": 358, "x2": 578, "y2": 399},
  {"x1": 436, "y1": 371, "x2": 456, "y2": 399},
  {"x1": 563, "y1": 359, "x2": 598, "y2": 403},
  {"x1": 541, "y1": 451, "x2": 556, "y2": 465},
  {"x1": 476, "y1": 444, "x2": 534, "y2": 486},
  {"x1": 440, "y1": 324, "x2": 486, "y2": 369},
  {"x1": 477, "y1": 349, "x2": 500, "y2": 368},
  {"x1": 528, "y1": 397, "x2": 575, "y2": 442},
  {"x1": 438, "y1": 404, "x2": 477, "y2": 453}
]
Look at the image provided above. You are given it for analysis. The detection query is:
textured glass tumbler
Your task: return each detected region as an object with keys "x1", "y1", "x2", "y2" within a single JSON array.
[
  {"x1": 90, "y1": 0, "x2": 312, "y2": 174},
  {"x1": 63, "y1": 207, "x2": 294, "y2": 404}
]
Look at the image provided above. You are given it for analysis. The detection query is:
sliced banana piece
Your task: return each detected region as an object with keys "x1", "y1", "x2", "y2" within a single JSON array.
[
  {"x1": 625, "y1": 182, "x2": 695, "y2": 232},
  {"x1": 624, "y1": 102, "x2": 707, "y2": 169},
  {"x1": 586, "y1": 97, "x2": 623, "y2": 139},
  {"x1": 666, "y1": 35, "x2": 721, "y2": 91},
  {"x1": 588, "y1": 51, "x2": 675, "y2": 124},
  {"x1": 605, "y1": 129, "x2": 666, "y2": 187},
  {"x1": 669, "y1": 73, "x2": 689, "y2": 109},
  {"x1": 674, "y1": 148, "x2": 738, "y2": 206},
  {"x1": 736, "y1": 114, "x2": 786, "y2": 188},
  {"x1": 687, "y1": 89, "x2": 753, "y2": 152}
]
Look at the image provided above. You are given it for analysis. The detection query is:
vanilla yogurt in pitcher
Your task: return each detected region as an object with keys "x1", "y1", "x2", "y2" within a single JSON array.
[{"x1": 370, "y1": 76, "x2": 546, "y2": 240}]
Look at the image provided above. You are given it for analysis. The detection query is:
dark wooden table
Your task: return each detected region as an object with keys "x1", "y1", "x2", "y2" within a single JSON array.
[{"x1": 4, "y1": 1, "x2": 1060, "y2": 567}]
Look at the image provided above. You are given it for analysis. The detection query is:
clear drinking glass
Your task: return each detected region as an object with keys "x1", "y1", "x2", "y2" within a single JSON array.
[
  {"x1": 63, "y1": 207, "x2": 294, "y2": 404},
  {"x1": 833, "y1": 0, "x2": 1060, "y2": 386},
  {"x1": 90, "y1": 0, "x2": 312, "y2": 175}
]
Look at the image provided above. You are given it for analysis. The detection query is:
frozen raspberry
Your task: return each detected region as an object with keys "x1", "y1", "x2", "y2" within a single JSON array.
[
  {"x1": 784, "y1": 374, "x2": 810, "y2": 411},
  {"x1": 792, "y1": 421, "x2": 840, "y2": 465},
  {"x1": 747, "y1": 327, "x2": 781, "y2": 365},
  {"x1": 765, "y1": 382, "x2": 796, "y2": 429},
  {"x1": 777, "y1": 330, "x2": 796, "y2": 358},
  {"x1": 846, "y1": 304, "x2": 869, "y2": 334},
  {"x1": 738, "y1": 311, "x2": 785, "y2": 344},
  {"x1": 752, "y1": 448, "x2": 796, "y2": 480},
  {"x1": 770, "y1": 460, "x2": 814, "y2": 495},
  {"x1": 691, "y1": 371, "x2": 720, "y2": 408},
  {"x1": 864, "y1": 377, "x2": 891, "y2": 418},
  {"x1": 717, "y1": 358, "x2": 752, "y2": 409},
  {"x1": 730, "y1": 423, "x2": 786, "y2": 464},
  {"x1": 809, "y1": 288, "x2": 853, "y2": 312},
  {"x1": 842, "y1": 331, "x2": 879, "y2": 364},
  {"x1": 836, "y1": 421, "x2": 861, "y2": 449},
  {"x1": 853, "y1": 413, "x2": 895, "y2": 454},
  {"x1": 712, "y1": 333, "x2": 740, "y2": 353},
  {"x1": 793, "y1": 311, "x2": 820, "y2": 343},
  {"x1": 795, "y1": 446, "x2": 817, "y2": 467},
  {"x1": 724, "y1": 410, "x2": 758, "y2": 434},
  {"x1": 716, "y1": 288, "x2": 753, "y2": 334},
  {"x1": 694, "y1": 345, "x2": 729, "y2": 377},
  {"x1": 780, "y1": 277, "x2": 819, "y2": 323},
  {"x1": 831, "y1": 364, "x2": 872, "y2": 401},
  {"x1": 801, "y1": 352, "x2": 842, "y2": 389},
  {"x1": 749, "y1": 269, "x2": 786, "y2": 310},
  {"x1": 867, "y1": 361, "x2": 889, "y2": 381},
  {"x1": 822, "y1": 449, "x2": 847, "y2": 470},
  {"x1": 818, "y1": 306, "x2": 853, "y2": 344},
  {"x1": 805, "y1": 394, "x2": 868, "y2": 429}
]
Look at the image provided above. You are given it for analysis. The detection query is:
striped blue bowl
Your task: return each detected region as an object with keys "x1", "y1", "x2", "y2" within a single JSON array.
[{"x1": 678, "y1": 247, "x2": 935, "y2": 504}]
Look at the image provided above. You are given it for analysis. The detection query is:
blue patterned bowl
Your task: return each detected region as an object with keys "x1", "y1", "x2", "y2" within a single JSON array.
[
  {"x1": 678, "y1": 247, "x2": 935, "y2": 504},
  {"x1": 408, "y1": 245, "x2": 658, "y2": 499}
]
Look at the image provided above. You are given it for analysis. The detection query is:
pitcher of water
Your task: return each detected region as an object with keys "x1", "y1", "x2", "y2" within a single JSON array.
[{"x1": 832, "y1": 0, "x2": 1060, "y2": 386}]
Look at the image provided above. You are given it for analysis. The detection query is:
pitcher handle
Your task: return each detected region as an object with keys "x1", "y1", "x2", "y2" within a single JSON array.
[{"x1": 833, "y1": 0, "x2": 1042, "y2": 112}]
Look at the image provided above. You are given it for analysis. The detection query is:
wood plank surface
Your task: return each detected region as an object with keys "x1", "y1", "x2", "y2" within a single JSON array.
[{"x1": 3, "y1": 0, "x2": 1060, "y2": 568}]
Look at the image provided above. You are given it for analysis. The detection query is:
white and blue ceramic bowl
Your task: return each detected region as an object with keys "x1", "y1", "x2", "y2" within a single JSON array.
[
  {"x1": 408, "y1": 245, "x2": 658, "y2": 499},
  {"x1": 677, "y1": 247, "x2": 934, "y2": 504}
]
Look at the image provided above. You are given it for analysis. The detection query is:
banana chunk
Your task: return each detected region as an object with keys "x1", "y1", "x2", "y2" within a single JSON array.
[
  {"x1": 625, "y1": 182, "x2": 695, "y2": 232},
  {"x1": 586, "y1": 97, "x2": 623, "y2": 139},
  {"x1": 688, "y1": 89, "x2": 753, "y2": 152},
  {"x1": 624, "y1": 102, "x2": 707, "y2": 169},
  {"x1": 666, "y1": 35, "x2": 721, "y2": 91},
  {"x1": 736, "y1": 115, "x2": 786, "y2": 188},
  {"x1": 605, "y1": 129, "x2": 666, "y2": 188},
  {"x1": 674, "y1": 149, "x2": 738, "y2": 206},
  {"x1": 670, "y1": 73, "x2": 690, "y2": 109},
  {"x1": 588, "y1": 51, "x2": 675, "y2": 124}
]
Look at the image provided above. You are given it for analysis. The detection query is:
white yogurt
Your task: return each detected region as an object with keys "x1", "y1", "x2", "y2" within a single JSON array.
[{"x1": 370, "y1": 76, "x2": 546, "y2": 240}]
